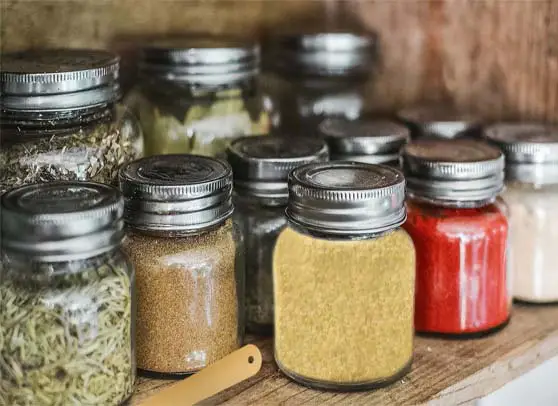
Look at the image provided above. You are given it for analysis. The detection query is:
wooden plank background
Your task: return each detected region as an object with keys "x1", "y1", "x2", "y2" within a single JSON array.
[{"x1": 2, "y1": 0, "x2": 557, "y2": 121}]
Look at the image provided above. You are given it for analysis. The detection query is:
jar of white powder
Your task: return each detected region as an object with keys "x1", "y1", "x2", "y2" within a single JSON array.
[{"x1": 484, "y1": 123, "x2": 558, "y2": 303}]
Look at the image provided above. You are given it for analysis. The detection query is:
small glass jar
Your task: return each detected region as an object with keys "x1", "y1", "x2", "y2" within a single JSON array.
[
  {"x1": 402, "y1": 139, "x2": 510, "y2": 336},
  {"x1": 485, "y1": 123, "x2": 558, "y2": 303},
  {"x1": 226, "y1": 135, "x2": 328, "y2": 335},
  {"x1": 0, "y1": 181, "x2": 136, "y2": 406},
  {"x1": 126, "y1": 38, "x2": 273, "y2": 158},
  {"x1": 0, "y1": 49, "x2": 143, "y2": 194},
  {"x1": 397, "y1": 104, "x2": 481, "y2": 140},
  {"x1": 119, "y1": 154, "x2": 244, "y2": 375},
  {"x1": 273, "y1": 162, "x2": 415, "y2": 390},
  {"x1": 263, "y1": 32, "x2": 378, "y2": 138},
  {"x1": 318, "y1": 117, "x2": 409, "y2": 165}
]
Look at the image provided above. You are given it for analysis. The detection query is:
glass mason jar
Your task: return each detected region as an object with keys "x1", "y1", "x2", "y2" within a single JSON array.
[
  {"x1": 397, "y1": 104, "x2": 481, "y2": 140},
  {"x1": 318, "y1": 117, "x2": 409, "y2": 166},
  {"x1": 402, "y1": 139, "x2": 510, "y2": 336},
  {"x1": 263, "y1": 32, "x2": 378, "y2": 138},
  {"x1": 119, "y1": 154, "x2": 244, "y2": 375},
  {"x1": 0, "y1": 49, "x2": 143, "y2": 195},
  {"x1": 226, "y1": 135, "x2": 328, "y2": 335},
  {"x1": 273, "y1": 162, "x2": 415, "y2": 390},
  {"x1": 484, "y1": 123, "x2": 558, "y2": 303},
  {"x1": 0, "y1": 182, "x2": 136, "y2": 406},
  {"x1": 125, "y1": 38, "x2": 274, "y2": 158}
]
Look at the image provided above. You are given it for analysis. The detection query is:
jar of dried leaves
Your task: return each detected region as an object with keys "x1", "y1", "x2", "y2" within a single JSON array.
[
  {"x1": 0, "y1": 49, "x2": 143, "y2": 195},
  {"x1": 0, "y1": 181, "x2": 136, "y2": 406},
  {"x1": 120, "y1": 154, "x2": 244, "y2": 375},
  {"x1": 226, "y1": 135, "x2": 328, "y2": 335},
  {"x1": 273, "y1": 162, "x2": 415, "y2": 390}
]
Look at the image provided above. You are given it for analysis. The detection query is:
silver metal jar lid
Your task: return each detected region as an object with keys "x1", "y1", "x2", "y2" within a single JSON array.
[
  {"x1": 1, "y1": 49, "x2": 120, "y2": 111},
  {"x1": 319, "y1": 117, "x2": 410, "y2": 156},
  {"x1": 398, "y1": 105, "x2": 480, "y2": 139},
  {"x1": 286, "y1": 162, "x2": 406, "y2": 236},
  {"x1": 119, "y1": 154, "x2": 233, "y2": 233},
  {"x1": 402, "y1": 139, "x2": 504, "y2": 203},
  {"x1": 227, "y1": 135, "x2": 328, "y2": 200},
  {"x1": 139, "y1": 37, "x2": 259, "y2": 85},
  {"x1": 266, "y1": 32, "x2": 377, "y2": 77},
  {"x1": 1, "y1": 181, "x2": 124, "y2": 261}
]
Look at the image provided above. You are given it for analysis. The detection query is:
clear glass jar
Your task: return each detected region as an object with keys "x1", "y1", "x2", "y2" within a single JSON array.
[
  {"x1": 485, "y1": 123, "x2": 558, "y2": 303},
  {"x1": 0, "y1": 49, "x2": 143, "y2": 194},
  {"x1": 0, "y1": 181, "x2": 136, "y2": 406},
  {"x1": 318, "y1": 117, "x2": 409, "y2": 166},
  {"x1": 263, "y1": 33, "x2": 377, "y2": 138},
  {"x1": 273, "y1": 162, "x2": 415, "y2": 390},
  {"x1": 227, "y1": 136, "x2": 328, "y2": 335},
  {"x1": 126, "y1": 38, "x2": 274, "y2": 158},
  {"x1": 119, "y1": 154, "x2": 244, "y2": 375},
  {"x1": 402, "y1": 139, "x2": 510, "y2": 336}
]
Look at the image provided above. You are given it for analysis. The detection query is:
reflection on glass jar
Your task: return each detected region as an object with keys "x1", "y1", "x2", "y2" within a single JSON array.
[
  {"x1": 0, "y1": 182, "x2": 136, "y2": 406},
  {"x1": 126, "y1": 38, "x2": 274, "y2": 158},
  {"x1": 402, "y1": 139, "x2": 510, "y2": 336},
  {"x1": 0, "y1": 49, "x2": 143, "y2": 194},
  {"x1": 273, "y1": 162, "x2": 415, "y2": 390},
  {"x1": 119, "y1": 154, "x2": 244, "y2": 375},
  {"x1": 226, "y1": 136, "x2": 328, "y2": 335},
  {"x1": 263, "y1": 32, "x2": 378, "y2": 138},
  {"x1": 485, "y1": 123, "x2": 558, "y2": 303}
]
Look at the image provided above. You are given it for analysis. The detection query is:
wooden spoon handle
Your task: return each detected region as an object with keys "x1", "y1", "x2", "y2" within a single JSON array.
[{"x1": 140, "y1": 344, "x2": 263, "y2": 406}]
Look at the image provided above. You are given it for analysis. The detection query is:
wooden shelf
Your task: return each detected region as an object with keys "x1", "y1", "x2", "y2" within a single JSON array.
[{"x1": 131, "y1": 303, "x2": 558, "y2": 405}]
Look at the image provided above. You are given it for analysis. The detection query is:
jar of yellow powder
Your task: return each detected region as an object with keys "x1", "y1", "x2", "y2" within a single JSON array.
[{"x1": 273, "y1": 162, "x2": 415, "y2": 390}]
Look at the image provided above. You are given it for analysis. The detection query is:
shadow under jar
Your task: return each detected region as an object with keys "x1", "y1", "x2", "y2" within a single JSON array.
[
  {"x1": 0, "y1": 182, "x2": 136, "y2": 406},
  {"x1": 125, "y1": 37, "x2": 273, "y2": 158},
  {"x1": 318, "y1": 117, "x2": 409, "y2": 166},
  {"x1": 273, "y1": 162, "x2": 415, "y2": 390},
  {"x1": 263, "y1": 32, "x2": 378, "y2": 138},
  {"x1": 0, "y1": 49, "x2": 143, "y2": 194},
  {"x1": 119, "y1": 154, "x2": 244, "y2": 375},
  {"x1": 226, "y1": 135, "x2": 328, "y2": 335},
  {"x1": 484, "y1": 123, "x2": 558, "y2": 304},
  {"x1": 402, "y1": 139, "x2": 510, "y2": 337}
]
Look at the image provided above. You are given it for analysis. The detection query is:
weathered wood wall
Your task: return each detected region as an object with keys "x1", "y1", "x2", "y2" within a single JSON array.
[{"x1": 2, "y1": 0, "x2": 557, "y2": 121}]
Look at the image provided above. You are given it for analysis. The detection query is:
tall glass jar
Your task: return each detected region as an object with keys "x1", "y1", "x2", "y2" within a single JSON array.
[
  {"x1": 273, "y1": 162, "x2": 415, "y2": 390},
  {"x1": 318, "y1": 117, "x2": 409, "y2": 165},
  {"x1": 0, "y1": 181, "x2": 136, "y2": 406},
  {"x1": 484, "y1": 123, "x2": 558, "y2": 303},
  {"x1": 402, "y1": 139, "x2": 510, "y2": 336},
  {"x1": 126, "y1": 38, "x2": 273, "y2": 158},
  {"x1": 226, "y1": 135, "x2": 328, "y2": 335},
  {"x1": 263, "y1": 32, "x2": 378, "y2": 138},
  {"x1": 397, "y1": 104, "x2": 481, "y2": 140},
  {"x1": 0, "y1": 49, "x2": 143, "y2": 194},
  {"x1": 119, "y1": 154, "x2": 244, "y2": 375}
]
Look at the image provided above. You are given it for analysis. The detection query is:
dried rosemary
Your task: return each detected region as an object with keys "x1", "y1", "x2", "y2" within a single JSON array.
[{"x1": 0, "y1": 252, "x2": 135, "y2": 406}]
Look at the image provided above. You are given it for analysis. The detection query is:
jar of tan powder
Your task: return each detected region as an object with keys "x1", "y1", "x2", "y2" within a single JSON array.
[
  {"x1": 273, "y1": 162, "x2": 415, "y2": 390},
  {"x1": 485, "y1": 123, "x2": 558, "y2": 303},
  {"x1": 119, "y1": 154, "x2": 243, "y2": 375}
]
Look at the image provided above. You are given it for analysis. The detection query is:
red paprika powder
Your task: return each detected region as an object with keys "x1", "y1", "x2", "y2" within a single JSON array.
[{"x1": 402, "y1": 139, "x2": 511, "y2": 336}]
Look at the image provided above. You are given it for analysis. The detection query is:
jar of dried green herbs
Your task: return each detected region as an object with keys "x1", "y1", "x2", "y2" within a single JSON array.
[
  {"x1": 119, "y1": 154, "x2": 244, "y2": 375},
  {"x1": 318, "y1": 117, "x2": 410, "y2": 165},
  {"x1": 126, "y1": 37, "x2": 274, "y2": 158},
  {"x1": 0, "y1": 181, "x2": 136, "y2": 406},
  {"x1": 0, "y1": 49, "x2": 143, "y2": 195},
  {"x1": 273, "y1": 162, "x2": 415, "y2": 390},
  {"x1": 227, "y1": 135, "x2": 328, "y2": 335}
]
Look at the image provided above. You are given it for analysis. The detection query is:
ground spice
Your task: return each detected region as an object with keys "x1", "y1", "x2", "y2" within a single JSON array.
[
  {"x1": 123, "y1": 219, "x2": 240, "y2": 374},
  {"x1": 404, "y1": 200, "x2": 509, "y2": 334},
  {"x1": 273, "y1": 226, "x2": 415, "y2": 386}
]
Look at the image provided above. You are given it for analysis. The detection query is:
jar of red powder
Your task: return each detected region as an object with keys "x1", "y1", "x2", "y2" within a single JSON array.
[{"x1": 402, "y1": 139, "x2": 510, "y2": 336}]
